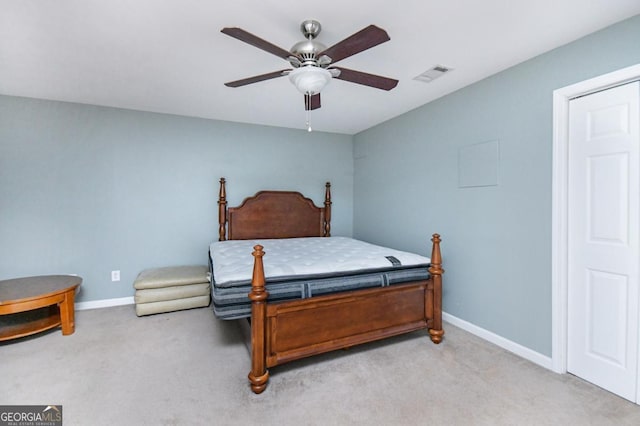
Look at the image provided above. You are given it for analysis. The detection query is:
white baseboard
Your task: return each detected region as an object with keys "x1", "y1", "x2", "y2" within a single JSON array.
[
  {"x1": 75, "y1": 296, "x2": 134, "y2": 311},
  {"x1": 72, "y1": 299, "x2": 552, "y2": 370},
  {"x1": 443, "y1": 311, "x2": 553, "y2": 370}
]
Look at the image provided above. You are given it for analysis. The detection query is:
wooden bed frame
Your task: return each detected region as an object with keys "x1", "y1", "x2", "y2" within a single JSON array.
[{"x1": 217, "y1": 178, "x2": 444, "y2": 394}]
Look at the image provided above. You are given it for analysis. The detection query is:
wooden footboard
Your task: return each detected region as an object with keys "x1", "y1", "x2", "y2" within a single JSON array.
[{"x1": 248, "y1": 234, "x2": 444, "y2": 394}]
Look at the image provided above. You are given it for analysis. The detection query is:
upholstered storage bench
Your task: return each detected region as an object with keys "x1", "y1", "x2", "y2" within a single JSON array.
[{"x1": 133, "y1": 265, "x2": 210, "y2": 316}]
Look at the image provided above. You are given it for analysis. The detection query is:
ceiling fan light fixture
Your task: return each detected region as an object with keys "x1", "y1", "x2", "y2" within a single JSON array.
[{"x1": 288, "y1": 66, "x2": 332, "y2": 95}]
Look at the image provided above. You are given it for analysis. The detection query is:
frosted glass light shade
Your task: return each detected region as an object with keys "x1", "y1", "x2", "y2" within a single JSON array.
[{"x1": 288, "y1": 67, "x2": 332, "y2": 94}]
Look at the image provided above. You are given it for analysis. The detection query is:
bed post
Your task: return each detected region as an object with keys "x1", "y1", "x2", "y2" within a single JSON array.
[
  {"x1": 248, "y1": 245, "x2": 269, "y2": 394},
  {"x1": 428, "y1": 234, "x2": 445, "y2": 344},
  {"x1": 218, "y1": 177, "x2": 227, "y2": 241},
  {"x1": 324, "y1": 182, "x2": 332, "y2": 237}
]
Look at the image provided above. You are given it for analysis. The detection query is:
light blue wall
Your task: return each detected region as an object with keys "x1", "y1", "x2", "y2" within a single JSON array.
[
  {"x1": 2, "y1": 15, "x2": 639, "y2": 356},
  {"x1": 0, "y1": 97, "x2": 353, "y2": 302},
  {"x1": 353, "y1": 15, "x2": 640, "y2": 356}
]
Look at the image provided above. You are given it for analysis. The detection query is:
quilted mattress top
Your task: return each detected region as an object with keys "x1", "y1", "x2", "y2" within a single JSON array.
[{"x1": 209, "y1": 236, "x2": 431, "y2": 288}]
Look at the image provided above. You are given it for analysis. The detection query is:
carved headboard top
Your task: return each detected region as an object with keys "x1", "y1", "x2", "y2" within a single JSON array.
[{"x1": 217, "y1": 178, "x2": 331, "y2": 241}]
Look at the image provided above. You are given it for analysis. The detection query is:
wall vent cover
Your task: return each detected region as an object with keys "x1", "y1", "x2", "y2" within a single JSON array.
[{"x1": 414, "y1": 65, "x2": 453, "y2": 83}]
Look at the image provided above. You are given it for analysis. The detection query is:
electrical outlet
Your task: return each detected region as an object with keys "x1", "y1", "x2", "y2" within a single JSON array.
[{"x1": 111, "y1": 270, "x2": 121, "y2": 282}]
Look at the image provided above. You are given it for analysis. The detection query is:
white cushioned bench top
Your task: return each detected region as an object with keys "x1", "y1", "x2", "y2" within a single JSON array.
[{"x1": 134, "y1": 265, "x2": 209, "y2": 290}]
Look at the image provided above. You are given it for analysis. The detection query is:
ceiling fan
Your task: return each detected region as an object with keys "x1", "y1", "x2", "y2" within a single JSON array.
[{"x1": 221, "y1": 20, "x2": 398, "y2": 113}]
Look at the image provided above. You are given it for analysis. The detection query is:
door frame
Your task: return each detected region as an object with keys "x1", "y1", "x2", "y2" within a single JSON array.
[{"x1": 552, "y1": 63, "x2": 640, "y2": 374}]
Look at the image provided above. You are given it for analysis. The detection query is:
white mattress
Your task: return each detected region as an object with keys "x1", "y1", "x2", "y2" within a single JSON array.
[{"x1": 210, "y1": 236, "x2": 431, "y2": 287}]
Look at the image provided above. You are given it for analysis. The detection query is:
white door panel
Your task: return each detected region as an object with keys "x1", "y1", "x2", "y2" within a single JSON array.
[
  {"x1": 587, "y1": 153, "x2": 628, "y2": 244},
  {"x1": 585, "y1": 269, "x2": 627, "y2": 366},
  {"x1": 568, "y1": 81, "x2": 640, "y2": 402}
]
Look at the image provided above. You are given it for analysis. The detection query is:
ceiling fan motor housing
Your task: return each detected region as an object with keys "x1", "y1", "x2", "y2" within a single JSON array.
[
  {"x1": 289, "y1": 20, "x2": 327, "y2": 67},
  {"x1": 290, "y1": 39, "x2": 327, "y2": 67}
]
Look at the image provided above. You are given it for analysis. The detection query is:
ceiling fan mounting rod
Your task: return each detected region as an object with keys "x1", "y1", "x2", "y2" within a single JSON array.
[{"x1": 300, "y1": 20, "x2": 322, "y2": 40}]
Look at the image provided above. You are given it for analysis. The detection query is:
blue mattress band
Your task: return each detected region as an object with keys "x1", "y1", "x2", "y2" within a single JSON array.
[{"x1": 210, "y1": 264, "x2": 430, "y2": 320}]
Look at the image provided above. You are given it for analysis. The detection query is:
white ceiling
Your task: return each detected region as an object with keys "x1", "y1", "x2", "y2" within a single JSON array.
[{"x1": 1, "y1": 1, "x2": 639, "y2": 135}]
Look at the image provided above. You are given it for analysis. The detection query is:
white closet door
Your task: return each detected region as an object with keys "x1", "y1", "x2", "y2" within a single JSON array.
[{"x1": 567, "y1": 81, "x2": 640, "y2": 402}]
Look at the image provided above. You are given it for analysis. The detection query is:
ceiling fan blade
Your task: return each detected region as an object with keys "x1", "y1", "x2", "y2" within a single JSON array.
[
  {"x1": 332, "y1": 67, "x2": 398, "y2": 91},
  {"x1": 304, "y1": 93, "x2": 321, "y2": 110},
  {"x1": 318, "y1": 25, "x2": 390, "y2": 65},
  {"x1": 221, "y1": 27, "x2": 292, "y2": 60},
  {"x1": 224, "y1": 69, "x2": 291, "y2": 87}
]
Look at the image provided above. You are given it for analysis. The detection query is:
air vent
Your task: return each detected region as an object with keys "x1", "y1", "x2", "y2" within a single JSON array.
[{"x1": 414, "y1": 65, "x2": 453, "y2": 83}]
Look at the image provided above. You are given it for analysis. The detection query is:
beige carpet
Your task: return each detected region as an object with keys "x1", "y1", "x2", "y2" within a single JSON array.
[{"x1": 1, "y1": 305, "x2": 640, "y2": 425}]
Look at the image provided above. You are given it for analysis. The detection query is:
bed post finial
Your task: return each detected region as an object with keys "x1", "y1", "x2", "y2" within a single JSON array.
[
  {"x1": 248, "y1": 245, "x2": 269, "y2": 393},
  {"x1": 324, "y1": 182, "x2": 332, "y2": 237},
  {"x1": 218, "y1": 177, "x2": 227, "y2": 241},
  {"x1": 428, "y1": 233, "x2": 444, "y2": 344}
]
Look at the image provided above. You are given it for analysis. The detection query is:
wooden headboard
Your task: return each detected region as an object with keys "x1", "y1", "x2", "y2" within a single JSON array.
[{"x1": 217, "y1": 178, "x2": 332, "y2": 241}]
